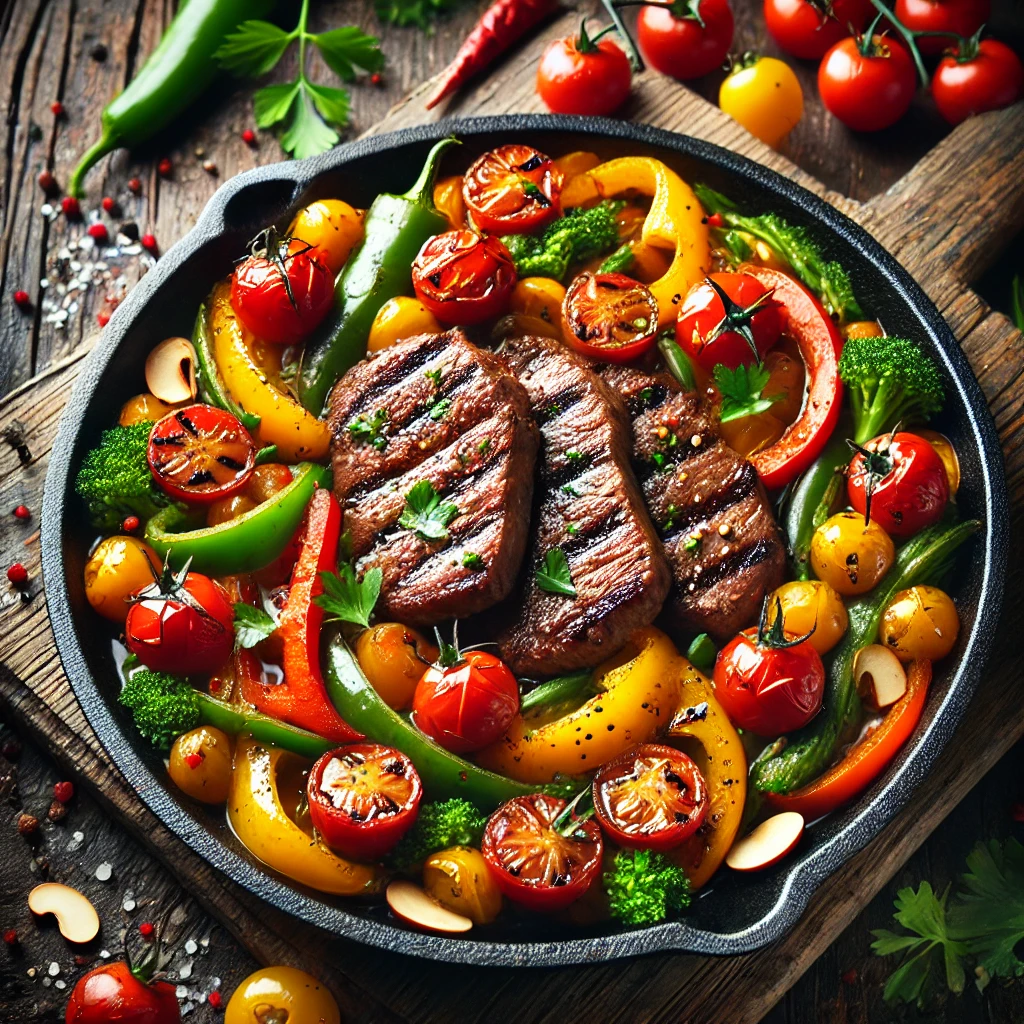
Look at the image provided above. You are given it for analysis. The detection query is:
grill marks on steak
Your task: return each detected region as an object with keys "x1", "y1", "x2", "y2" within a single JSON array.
[
  {"x1": 599, "y1": 364, "x2": 786, "y2": 642},
  {"x1": 327, "y1": 330, "x2": 539, "y2": 626},
  {"x1": 498, "y1": 336, "x2": 671, "y2": 677}
]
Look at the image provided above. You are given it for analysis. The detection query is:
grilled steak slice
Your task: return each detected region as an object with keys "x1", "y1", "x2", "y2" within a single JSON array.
[
  {"x1": 498, "y1": 336, "x2": 671, "y2": 677},
  {"x1": 327, "y1": 330, "x2": 539, "y2": 626},
  {"x1": 600, "y1": 364, "x2": 786, "y2": 642}
]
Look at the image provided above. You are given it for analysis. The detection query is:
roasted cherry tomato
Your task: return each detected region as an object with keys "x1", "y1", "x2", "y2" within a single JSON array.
[
  {"x1": 847, "y1": 431, "x2": 950, "y2": 538},
  {"x1": 64, "y1": 960, "x2": 181, "y2": 1024},
  {"x1": 638, "y1": 0, "x2": 735, "y2": 80},
  {"x1": 768, "y1": 579, "x2": 848, "y2": 656},
  {"x1": 224, "y1": 967, "x2": 339, "y2": 1024},
  {"x1": 719, "y1": 54, "x2": 804, "y2": 148},
  {"x1": 168, "y1": 726, "x2": 233, "y2": 804},
  {"x1": 84, "y1": 536, "x2": 160, "y2": 624},
  {"x1": 423, "y1": 846, "x2": 503, "y2": 924},
  {"x1": 288, "y1": 198, "x2": 364, "y2": 275},
  {"x1": 562, "y1": 271, "x2": 659, "y2": 363},
  {"x1": 894, "y1": 0, "x2": 989, "y2": 55},
  {"x1": 931, "y1": 39, "x2": 1024, "y2": 125},
  {"x1": 412, "y1": 647, "x2": 520, "y2": 754},
  {"x1": 810, "y1": 511, "x2": 895, "y2": 596},
  {"x1": 147, "y1": 404, "x2": 256, "y2": 505},
  {"x1": 818, "y1": 35, "x2": 917, "y2": 132},
  {"x1": 482, "y1": 793, "x2": 603, "y2": 911},
  {"x1": 677, "y1": 272, "x2": 781, "y2": 372},
  {"x1": 593, "y1": 743, "x2": 708, "y2": 851},
  {"x1": 412, "y1": 230, "x2": 517, "y2": 326},
  {"x1": 230, "y1": 230, "x2": 333, "y2": 344},
  {"x1": 355, "y1": 622, "x2": 439, "y2": 710},
  {"x1": 763, "y1": 0, "x2": 872, "y2": 60},
  {"x1": 462, "y1": 144, "x2": 563, "y2": 235},
  {"x1": 536, "y1": 26, "x2": 633, "y2": 118},
  {"x1": 125, "y1": 566, "x2": 235, "y2": 675},
  {"x1": 880, "y1": 585, "x2": 960, "y2": 662},
  {"x1": 306, "y1": 744, "x2": 422, "y2": 861}
]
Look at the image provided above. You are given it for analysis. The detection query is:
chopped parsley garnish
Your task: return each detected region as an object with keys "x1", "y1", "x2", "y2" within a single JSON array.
[
  {"x1": 462, "y1": 551, "x2": 484, "y2": 570},
  {"x1": 566, "y1": 523, "x2": 579, "y2": 536},
  {"x1": 562, "y1": 483, "x2": 580, "y2": 497},
  {"x1": 398, "y1": 480, "x2": 459, "y2": 541},
  {"x1": 429, "y1": 397, "x2": 452, "y2": 421},
  {"x1": 536, "y1": 547, "x2": 576, "y2": 598},
  {"x1": 651, "y1": 452, "x2": 670, "y2": 472},
  {"x1": 663, "y1": 504, "x2": 680, "y2": 532},
  {"x1": 684, "y1": 535, "x2": 701, "y2": 553},
  {"x1": 477, "y1": 438, "x2": 491, "y2": 454},
  {"x1": 348, "y1": 408, "x2": 388, "y2": 451},
  {"x1": 713, "y1": 363, "x2": 783, "y2": 424},
  {"x1": 425, "y1": 367, "x2": 443, "y2": 388},
  {"x1": 639, "y1": 386, "x2": 653, "y2": 404},
  {"x1": 315, "y1": 564, "x2": 382, "y2": 629},
  {"x1": 565, "y1": 449, "x2": 586, "y2": 465}
]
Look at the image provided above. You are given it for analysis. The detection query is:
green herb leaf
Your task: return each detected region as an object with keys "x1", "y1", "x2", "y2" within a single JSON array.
[
  {"x1": 313, "y1": 26, "x2": 384, "y2": 81},
  {"x1": 315, "y1": 565, "x2": 382, "y2": 629},
  {"x1": 253, "y1": 82, "x2": 300, "y2": 129},
  {"x1": 399, "y1": 480, "x2": 459, "y2": 541},
  {"x1": 348, "y1": 408, "x2": 389, "y2": 451},
  {"x1": 215, "y1": 20, "x2": 294, "y2": 77},
  {"x1": 462, "y1": 551, "x2": 484, "y2": 570},
  {"x1": 375, "y1": 0, "x2": 467, "y2": 31},
  {"x1": 281, "y1": 85, "x2": 341, "y2": 159},
  {"x1": 305, "y1": 81, "x2": 351, "y2": 128},
  {"x1": 429, "y1": 397, "x2": 452, "y2": 421},
  {"x1": 713, "y1": 362, "x2": 783, "y2": 423},
  {"x1": 233, "y1": 603, "x2": 276, "y2": 650},
  {"x1": 537, "y1": 547, "x2": 576, "y2": 598}
]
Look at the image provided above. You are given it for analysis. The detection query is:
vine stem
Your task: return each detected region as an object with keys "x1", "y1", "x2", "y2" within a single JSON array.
[
  {"x1": 602, "y1": 0, "x2": 645, "y2": 71},
  {"x1": 867, "y1": 0, "x2": 929, "y2": 86}
]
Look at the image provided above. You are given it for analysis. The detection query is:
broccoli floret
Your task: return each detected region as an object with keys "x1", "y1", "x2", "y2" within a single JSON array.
[
  {"x1": 389, "y1": 798, "x2": 487, "y2": 871},
  {"x1": 839, "y1": 336, "x2": 945, "y2": 445},
  {"x1": 75, "y1": 421, "x2": 168, "y2": 533},
  {"x1": 603, "y1": 848, "x2": 691, "y2": 926},
  {"x1": 119, "y1": 669, "x2": 200, "y2": 751},
  {"x1": 501, "y1": 201, "x2": 623, "y2": 281}
]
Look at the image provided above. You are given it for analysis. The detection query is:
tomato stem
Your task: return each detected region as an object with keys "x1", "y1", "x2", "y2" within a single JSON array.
[
  {"x1": 603, "y1": 0, "x2": 645, "y2": 71},
  {"x1": 866, "y1": 0, "x2": 930, "y2": 86},
  {"x1": 553, "y1": 786, "x2": 596, "y2": 837},
  {"x1": 757, "y1": 595, "x2": 817, "y2": 650},
  {"x1": 576, "y1": 19, "x2": 619, "y2": 54}
]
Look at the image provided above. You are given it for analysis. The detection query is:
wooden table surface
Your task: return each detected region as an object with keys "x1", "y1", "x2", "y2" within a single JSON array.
[{"x1": 1, "y1": 1, "x2": 1023, "y2": 1022}]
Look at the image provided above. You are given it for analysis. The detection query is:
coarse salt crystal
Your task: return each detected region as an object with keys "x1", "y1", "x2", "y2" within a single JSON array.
[
  {"x1": 66, "y1": 830, "x2": 84, "y2": 852},
  {"x1": 95, "y1": 862, "x2": 112, "y2": 881},
  {"x1": 179, "y1": 961, "x2": 192, "y2": 980},
  {"x1": 184, "y1": 939, "x2": 197, "y2": 955},
  {"x1": 55, "y1": 980, "x2": 66, "y2": 990},
  {"x1": 176, "y1": 985, "x2": 189, "y2": 999},
  {"x1": 48, "y1": 962, "x2": 59, "y2": 977}
]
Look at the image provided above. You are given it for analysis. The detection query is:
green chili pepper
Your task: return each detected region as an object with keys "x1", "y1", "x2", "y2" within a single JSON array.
[
  {"x1": 297, "y1": 136, "x2": 459, "y2": 416},
  {"x1": 69, "y1": 0, "x2": 274, "y2": 196},
  {"x1": 145, "y1": 462, "x2": 330, "y2": 575},
  {"x1": 192, "y1": 302, "x2": 261, "y2": 432},
  {"x1": 658, "y1": 334, "x2": 697, "y2": 392},
  {"x1": 783, "y1": 437, "x2": 850, "y2": 580},
  {"x1": 322, "y1": 631, "x2": 581, "y2": 810},
  {"x1": 197, "y1": 692, "x2": 332, "y2": 760}
]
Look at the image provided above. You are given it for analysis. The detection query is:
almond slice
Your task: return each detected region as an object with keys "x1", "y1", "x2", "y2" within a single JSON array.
[
  {"x1": 854, "y1": 644, "x2": 908, "y2": 711},
  {"x1": 386, "y1": 880, "x2": 473, "y2": 934},
  {"x1": 28, "y1": 883, "x2": 100, "y2": 943},
  {"x1": 145, "y1": 336, "x2": 197, "y2": 405},
  {"x1": 726, "y1": 812, "x2": 805, "y2": 872}
]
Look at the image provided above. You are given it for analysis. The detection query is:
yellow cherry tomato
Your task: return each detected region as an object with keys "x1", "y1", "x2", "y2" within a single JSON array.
[
  {"x1": 422, "y1": 846, "x2": 503, "y2": 925},
  {"x1": 118, "y1": 393, "x2": 177, "y2": 426},
  {"x1": 719, "y1": 55, "x2": 803, "y2": 149},
  {"x1": 917, "y1": 429, "x2": 960, "y2": 497},
  {"x1": 768, "y1": 579, "x2": 849, "y2": 655},
  {"x1": 225, "y1": 966, "x2": 340, "y2": 1024},
  {"x1": 367, "y1": 296, "x2": 442, "y2": 353},
  {"x1": 717, "y1": 410, "x2": 786, "y2": 458},
  {"x1": 880, "y1": 585, "x2": 960, "y2": 662},
  {"x1": 842, "y1": 320, "x2": 883, "y2": 339},
  {"x1": 288, "y1": 199, "x2": 363, "y2": 275},
  {"x1": 355, "y1": 622, "x2": 439, "y2": 710},
  {"x1": 811, "y1": 511, "x2": 895, "y2": 596},
  {"x1": 168, "y1": 726, "x2": 233, "y2": 804},
  {"x1": 433, "y1": 175, "x2": 467, "y2": 230},
  {"x1": 509, "y1": 277, "x2": 567, "y2": 325},
  {"x1": 84, "y1": 536, "x2": 160, "y2": 624}
]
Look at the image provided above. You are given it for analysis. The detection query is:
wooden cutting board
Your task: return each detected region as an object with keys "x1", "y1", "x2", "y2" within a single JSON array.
[{"x1": 2, "y1": 9, "x2": 1023, "y2": 1021}]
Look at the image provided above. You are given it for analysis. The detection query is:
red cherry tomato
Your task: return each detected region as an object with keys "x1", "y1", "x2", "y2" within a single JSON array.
[
  {"x1": 847, "y1": 431, "x2": 950, "y2": 539},
  {"x1": 412, "y1": 648, "x2": 519, "y2": 753},
  {"x1": 637, "y1": 0, "x2": 735, "y2": 80},
  {"x1": 481, "y1": 793, "x2": 603, "y2": 911},
  {"x1": 412, "y1": 230, "x2": 517, "y2": 326},
  {"x1": 64, "y1": 961, "x2": 181, "y2": 1024},
  {"x1": 306, "y1": 744, "x2": 422, "y2": 861},
  {"x1": 893, "y1": 0, "x2": 989, "y2": 55},
  {"x1": 763, "y1": 0, "x2": 873, "y2": 59},
  {"x1": 931, "y1": 39, "x2": 1024, "y2": 125},
  {"x1": 125, "y1": 568, "x2": 235, "y2": 676},
  {"x1": 676, "y1": 272, "x2": 782, "y2": 372},
  {"x1": 231, "y1": 232, "x2": 334, "y2": 345},
  {"x1": 562, "y1": 271, "x2": 659, "y2": 363},
  {"x1": 537, "y1": 27, "x2": 632, "y2": 117},
  {"x1": 714, "y1": 626, "x2": 825, "y2": 736},
  {"x1": 592, "y1": 743, "x2": 709, "y2": 851},
  {"x1": 147, "y1": 404, "x2": 256, "y2": 505},
  {"x1": 818, "y1": 35, "x2": 917, "y2": 132},
  {"x1": 462, "y1": 145, "x2": 563, "y2": 235}
]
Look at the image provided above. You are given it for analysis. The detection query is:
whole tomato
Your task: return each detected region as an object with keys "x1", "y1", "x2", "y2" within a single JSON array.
[
  {"x1": 931, "y1": 39, "x2": 1024, "y2": 125},
  {"x1": 412, "y1": 645, "x2": 519, "y2": 753},
  {"x1": 847, "y1": 431, "x2": 950, "y2": 538},
  {"x1": 763, "y1": 0, "x2": 872, "y2": 60},
  {"x1": 231, "y1": 229, "x2": 334, "y2": 344},
  {"x1": 719, "y1": 54, "x2": 804, "y2": 148},
  {"x1": 818, "y1": 35, "x2": 917, "y2": 132},
  {"x1": 537, "y1": 22, "x2": 632, "y2": 116},
  {"x1": 894, "y1": 0, "x2": 990, "y2": 55},
  {"x1": 125, "y1": 566, "x2": 235, "y2": 675},
  {"x1": 65, "y1": 961, "x2": 180, "y2": 1024},
  {"x1": 637, "y1": 0, "x2": 735, "y2": 81}
]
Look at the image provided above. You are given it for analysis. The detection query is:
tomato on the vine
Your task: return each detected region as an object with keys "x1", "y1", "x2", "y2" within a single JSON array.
[
  {"x1": 231, "y1": 229, "x2": 334, "y2": 344},
  {"x1": 412, "y1": 229, "x2": 517, "y2": 326},
  {"x1": 763, "y1": 0, "x2": 873, "y2": 59},
  {"x1": 818, "y1": 35, "x2": 917, "y2": 132},
  {"x1": 931, "y1": 38, "x2": 1024, "y2": 125},
  {"x1": 482, "y1": 793, "x2": 603, "y2": 911},
  {"x1": 463, "y1": 144, "x2": 564, "y2": 235},
  {"x1": 65, "y1": 960, "x2": 180, "y2": 1024},
  {"x1": 536, "y1": 22, "x2": 633, "y2": 118},
  {"x1": 637, "y1": 0, "x2": 735, "y2": 81},
  {"x1": 562, "y1": 271, "x2": 659, "y2": 363},
  {"x1": 893, "y1": 0, "x2": 990, "y2": 55}
]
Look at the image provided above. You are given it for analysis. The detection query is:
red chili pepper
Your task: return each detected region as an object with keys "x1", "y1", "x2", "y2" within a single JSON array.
[
  {"x1": 139, "y1": 921, "x2": 155, "y2": 938},
  {"x1": 207, "y1": 991, "x2": 223, "y2": 1009},
  {"x1": 370, "y1": 72, "x2": 383, "y2": 86},
  {"x1": 127, "y1": 177, "x2": 142, "y2": 194},
  {"x1": 97, "y1": 311, "x2": 111, "y2": 328},
  {"x1": 122, "y1": 515, "x2": 140, "y2": 533},
  {"x1": 141, "y1": 233, "x2": 158, "y2": 253},
  {"x1": 157, "y1": 157, "x2": 173, "y2": 177},
  {"x1": 706, "y1": 212, "x2": 724, "y2": 227},
  {"x1": 185, "y1": 752, "x2": 204, "y2": 770},
  {"x1": 240, "y1": 489, "x2": 361, "y2": 743},
  {"x1": 51, "y1": 101, "x2": 64, "y2": 116},
  {"x1": 13, "y1": 506, "x2": 30, "y2": 520},
  {"x1": 13, "y1": 291, "x2": 30, "y2": 309},
  {"x1": 425, "y1": 0, "x2": 557, "y2": 110},
  {"x1": 7, "y1": 564, "x2": 28, "y2": 587},
  {"x1": 2, "y1": 929, "x2": 17, "y2": 947}
]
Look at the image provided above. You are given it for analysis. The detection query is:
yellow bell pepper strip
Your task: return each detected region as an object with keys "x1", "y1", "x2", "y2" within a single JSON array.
[
  {"x1": 476, "y1": 626, "x2": 681, "y2": 784},
  {"x1": 228, "y1": 736, "x2": 378, "y2": 896},
  {"x1": 561, "y1": 157, "x2": 711, "y2": 324},
  {"x1": 664, "y1": 658, "x2": 747, "y2": 890},
  {"x1": 207, "y1": 280, "x2": 329, "y2": 463}
]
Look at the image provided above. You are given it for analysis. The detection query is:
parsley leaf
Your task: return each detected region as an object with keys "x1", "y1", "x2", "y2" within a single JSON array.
[
  {"x1": 537, "y1": 547, "x2": 576, "y2": 598},
  {"x1": 374, "y1": 0, "x2": 467, "y2": 31},
  {"x1": 233, "y1": 603, "x2": 277, "y2": 650},
  {"x1": 399, "y1": 480, "x2": 459, "y2": 541},
  {"x1": 713, "y1": 363, "x2": 783, "y2": 424},
  {"x1": 215, "y1": 20, "x2": 293, "y2": 76},
  {"x1": 313, "y1": 26, "x2": 385, "y2": 81},
  {"x1": 280, "y1": 84, "x2": 341, "y2": 160},
  {"x1": 348, "y1": 408, "x2": 388, "y2": 451},
  {"x1": 429, "y1": 397, "x2": 452, "y2": 421},
  {"x1": 462, "y1": 551, "x2": 484, "y2": 570},
  {"x1": 315, "y1": 564, "x2": 382, "y2": 629}
]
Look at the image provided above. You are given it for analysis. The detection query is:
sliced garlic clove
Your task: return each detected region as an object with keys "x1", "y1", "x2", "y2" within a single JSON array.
[
  {"x1": 145, "y1": 336, "x2": 197, "y2": 405},
  {"x1": 854, "y1": 644, "x2": 908, "y2": 710},
  {"x1": 386, "y1": 880, "x2": 473, "y2": 934},
  {"x1": 28, "y1": 883, "x2": 100, "y2": 943}
]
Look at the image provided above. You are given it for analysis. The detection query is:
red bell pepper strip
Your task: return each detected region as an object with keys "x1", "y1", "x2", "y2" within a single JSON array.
[
  {"x1": 766, "y1": 659, "x2": 931, "y2": 821},
  {"x1": 241, "y1": 488, "x2": 362, "y2": 743},
  {"x1": 744, "y1": 265, "x2": 844, "y2": 490}
]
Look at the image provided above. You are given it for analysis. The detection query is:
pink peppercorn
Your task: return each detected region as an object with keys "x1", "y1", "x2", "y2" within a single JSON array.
[
  {"x1": 87, "y1": 223, "x2": 108, "y2": 243},
  {"x1": 141, "y1": 233, "x2": 158, "y2": 253},
  {"x1": 7, "y1": 564, "x2": 28, "y2": 587},
  {"x1": 13, "y1": 506, "x2": 30, "y2": 520},
  {"x1": 13, "y1": 291, "x2": 30, "y2": 309},
  {"x1": 241, "y1": 129, "x2": 256, "y2": 145},
  {"x1": 61, "y1": 196, "x2": 81, "y2": 218}
]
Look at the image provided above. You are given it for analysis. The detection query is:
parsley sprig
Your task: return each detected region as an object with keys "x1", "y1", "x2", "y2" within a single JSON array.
[
  {"x1": 233, "y1": 603, "x2": 276, "y2": 650},
  {"x1": 216, "y1": 0, "x2": 383, "y2": 159},
  {"x1": 315, "y1": 564, "x2": 382, "y2": 629},
  {"x1": 713, "y1": 363, "x2": 783, "y2": 424},
  {"x1": 536, "y1": 547, "x2": 576, "y2": 598},
  {"x1": 348, "y1": 408, "x2": 389, "y2": 451},
  {"x1": 399, "y1": 480, "x2": 459, "y2": 541}
]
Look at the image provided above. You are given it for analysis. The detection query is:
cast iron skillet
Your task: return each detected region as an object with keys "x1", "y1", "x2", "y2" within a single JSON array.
[{"x1": 42, "y1": 115, "x2": 1008, "y2": 966}]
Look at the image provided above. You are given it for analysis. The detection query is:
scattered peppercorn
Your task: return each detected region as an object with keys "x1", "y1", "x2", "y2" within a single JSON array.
[
  {"x1": 157, "y1": 157, "x2": 172, "y2": 177},
  {"x1": 13, "y1": 291, "x2": 30, "y2": 309},
  {"x1": 370, "y1": 72, "x2": 383, "y2": 86},
  {"x1": 87, "y1": 223, "x2": 108, "y2": 244},
  {"x1": 841, "y1": 968, "x2": 858, "y2": 984},
  {"x1": 37, "y1": 169, "x2": 55, "y2": 192},
  {"x1": 122, "y1": 515, "x2": 140, "y2": 533},
  {"x1": 202, "y1": 159, "x2": 217, "y2": 175},
  {"x1": 48, "y1": 799, "x2": 68, "y2": 823},
  {"x1": 141, "y1": 233, "x2": 158, "y2": 254},
  {"x1": 13, "y1": 505, "x2": 30, "y2": 520},
  {"x1": 241, "y1": 129, "x2": 256, "y2": 145},
  {"x1": 101, "y1": 196, "x2": 115, "y2": 213},
  {"x1": 207, "y1": 991, "x2": 223, "y2": 1009},
  {"x1": 51, "y1": 101, "x2": 64, "y2": 116},
  {"x1": 96, "y1": 311, "x2": 111, "y2": 328},
  {"x1": 139, "y1": 921, "x2": 155, "y2": 938},
  {"x1": 61, "y1": 196, "x2": 81, "y2": 218},
  {"x1": 53, "y1": 781, "x2": 74, "y2": 804},
  {"x1": 90, "y1": 42, "x2": 108, "y2": 62},
  {"x1": 2, "y1": 929, "x2": 17, "y2": 947},
  {"x1": 7, "y1": 564, "x2": 28, "y2": 587},
  {"x1": 17, "y1": 813, "x2": 39, "y2": 837},
  {"x1": 120, "y1": 221, "x2": 139, "y2": 241},
  {"x1": 127, "y1": 177, "x2": 142, "y2": 195}
]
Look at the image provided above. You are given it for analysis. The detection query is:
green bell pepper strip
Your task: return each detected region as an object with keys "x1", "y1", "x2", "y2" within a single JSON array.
[
  {"x1": 69, "y1": 0, "x2": 274, "y2": 196},
  {"x1": 322, "y1": 631, "x2": 582, "y2": 810},
  {"x1": 145, "y1": 462, "x2": 330, "y2": 576},
  {"x1": 783, "y1": 436, "x2": 850, "y2": 580},
  {"x1": 192, "y1": 302, "x2": 261, "y2": 432},
  {"x1": 297, "y1": 136, "x2": 460, "y2": 416},
  {"x1": 197, "y1": 692, "x2": 332, "y2": 760},
  {"x1": 751, "y1": 517, "x2": 980, "y2": 795}
]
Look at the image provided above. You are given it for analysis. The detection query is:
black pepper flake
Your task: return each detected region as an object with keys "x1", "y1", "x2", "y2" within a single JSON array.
[
  {"x1": 607, "y1": 724, "x2": 614, "y2": 731},
  {"x1": 585, "y1": 734, "x2": 592, "y2": 741},
  {"x1": 90, "y1": 42, "x2": 108, "y2": 61}
]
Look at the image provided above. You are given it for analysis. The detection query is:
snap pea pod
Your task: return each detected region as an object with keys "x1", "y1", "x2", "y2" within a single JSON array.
[
  {"x1": 192, "y1": 302, "x2": 261, "y2": 432},
  {"x1": 197, "y1": 692, "x2": 332, "y2": 761},
  {"x1": 783, "y1": 437, "x2": 850, "y2": 580}
]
